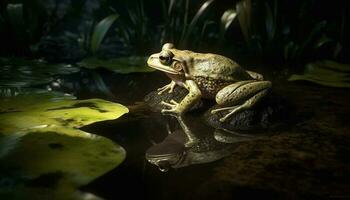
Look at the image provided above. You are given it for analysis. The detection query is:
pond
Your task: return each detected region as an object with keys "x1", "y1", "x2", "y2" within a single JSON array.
[{"x1": 1, "y1": 65, "x2": 350, "y2": 200}]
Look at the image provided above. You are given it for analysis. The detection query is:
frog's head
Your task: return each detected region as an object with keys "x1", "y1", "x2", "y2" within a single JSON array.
[
  {"x1": 145, "y1": 129, "x2": 187, "y2": 172},
  {"x1": 147, "y1": 43, "x2": 193, "y2": 78}
]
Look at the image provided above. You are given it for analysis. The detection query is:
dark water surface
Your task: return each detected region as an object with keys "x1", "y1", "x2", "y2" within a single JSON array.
[{"x1": 60, "y1": 68, "x2": 350, "y2": 199}]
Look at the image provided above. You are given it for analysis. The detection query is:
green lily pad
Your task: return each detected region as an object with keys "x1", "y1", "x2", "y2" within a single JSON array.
[
  {"x1": 0, "y1": 57, "x2": 80, "y2": 88},
  {"x1": 288, "y1": 60, "x2": 350, "y2": 88},
  {"x1": 79, "y1": 56, "x2": 155, "y2": 74},
  {"x1": 0, "y1": 93, "x2": 128, "y2": 134},
  {"x1": 0, "y1": 92, "x2": 129, "y2": 199}
]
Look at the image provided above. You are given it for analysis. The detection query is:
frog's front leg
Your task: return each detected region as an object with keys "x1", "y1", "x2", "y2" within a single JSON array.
[
  {"x1": 157, "y1": 80, "x2": 176, "y2": 95},
  {"x1": 161, "y1": 80, "x2": 201, "y2": 115},
  {"x1": 212, "y1": 80, "x2": 271, "y2": 122}
]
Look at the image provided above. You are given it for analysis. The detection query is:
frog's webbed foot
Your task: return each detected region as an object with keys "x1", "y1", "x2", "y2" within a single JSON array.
[
  {"x1": 161, "y1": 100, "x2": 181, "y2": 114},
  {"x1": 157, "y1": 81, "x2": 176, "y2": 95}
]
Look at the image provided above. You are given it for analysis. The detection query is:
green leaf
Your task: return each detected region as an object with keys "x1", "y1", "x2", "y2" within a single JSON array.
[
  {"x1": 79, "y1": 56, "x2": 155, "y2": 74},
  {"x1": 236, "y1": 0, "x2": 252, "y2": 43},
  {"x1": 0, "y1": 93, "x2": 128, "y2": 134},
  {"x1": 0, "y1": 127, "x2": 125, "y2": 199},
  {"x1": 220, "y1": 9, "x2": 237, "y2": 37},
  {"x1": 91, "y1": 14, "x2": 119, "y2": 54},
  {"x1": 181, "y1": 0, "x2": 214, "y2": 46},
  {"x1": 288, "y1": 60, "x2": 350, "y2": 88},
  {"x1": 0, "y1": 92, "x2": 128, "y2": 198}
]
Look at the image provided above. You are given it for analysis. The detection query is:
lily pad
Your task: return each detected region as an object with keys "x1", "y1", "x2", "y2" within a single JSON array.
[
  {"x1": 0, "y1": 57, "x2": 80, "y2": 88},
  {"x1": 0, "y1": 92, "x2": 129, "y2": 199},
  {"x1": 79, "y1": 56, "x2": 155, "y2": 74},
  {"x1": 288, "y1": 60, "x2": 350, "y2": 88},
  {"x1": 0, "y1": 93, "x2": 128, "y2": 134}
]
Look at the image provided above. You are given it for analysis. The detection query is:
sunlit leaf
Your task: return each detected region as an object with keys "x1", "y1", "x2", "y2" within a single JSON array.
[
  {"x1": 0, "y1": 93, "x2": 128, "y2": 134},
  {"x1": 0, "y1": 92, "x2": 128, "y2": 198},
  {"x1": 91, "y1": 14, "x2": 119, "y2": 54},
  {"x1": 0, "y1": 127, "x2": 125, "y2": 199},
  {"x1": 79, "y1": 56, "x2": 155, "y2": 74},
  {"x1": 288, "y1": 60, "x2": 350, "y2": 88}
]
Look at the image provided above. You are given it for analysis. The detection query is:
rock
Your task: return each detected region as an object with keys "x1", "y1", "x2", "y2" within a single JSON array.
[{"x1": 205, "y1": 95, "x2": 291, "y2": 131}]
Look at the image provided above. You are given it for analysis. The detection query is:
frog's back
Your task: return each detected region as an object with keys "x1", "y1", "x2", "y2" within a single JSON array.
[{"x1": 190, "y1": 53, "x2": 252, "y2": 82}]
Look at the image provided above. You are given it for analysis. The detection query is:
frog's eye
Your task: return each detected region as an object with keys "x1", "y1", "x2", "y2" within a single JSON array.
[
  {"x1": 162, "y1": 43, "x2": 174, "y2": 50},
  {"x1": 159, "y1": 50, "x2": 174, "y2": 65}
]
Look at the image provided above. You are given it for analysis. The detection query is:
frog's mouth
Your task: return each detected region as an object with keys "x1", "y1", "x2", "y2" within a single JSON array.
[{"x1": 147, "y1": 54, "x2": 180, "y2": 75}]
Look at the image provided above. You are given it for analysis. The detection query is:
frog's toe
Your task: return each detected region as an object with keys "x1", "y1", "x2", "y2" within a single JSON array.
[
  {"x1": 161, "y1": 100, "x2": 180, "y2": 114},
  {"x1": 219, "y1": 117, "x2": 227, "y2": 122},
  {"x1": 157, "y1": 88, "x2": 167, "y2": 95}
]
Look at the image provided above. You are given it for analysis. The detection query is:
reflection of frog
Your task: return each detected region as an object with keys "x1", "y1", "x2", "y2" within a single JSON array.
[
  {"x1": 147, "y1": 43, "x2": 271, "y2": 122},
  {"x1": 145, "y1": 115, "x2": 259, "y2": 172}
]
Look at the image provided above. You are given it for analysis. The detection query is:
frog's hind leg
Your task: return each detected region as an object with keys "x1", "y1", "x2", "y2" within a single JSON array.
[
  {"x1": 211, "y1": 81, "x2": 271, "y2": 122},
  {"x1": 217, "y1": 89, "x2": 269, "y2": 122}
]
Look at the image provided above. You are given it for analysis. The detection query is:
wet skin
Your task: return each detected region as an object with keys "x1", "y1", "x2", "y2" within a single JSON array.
[{"x1": 147, "y1": 43, "x2": 271, "y2": 122}]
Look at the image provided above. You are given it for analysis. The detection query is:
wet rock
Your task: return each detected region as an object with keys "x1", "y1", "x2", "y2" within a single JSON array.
[
  {"x1": 144, "y1": 86, "x2": 203, "y2": 112},
  {"x1": 205, "y1": 95, "x2": 291, "y2": 131}
]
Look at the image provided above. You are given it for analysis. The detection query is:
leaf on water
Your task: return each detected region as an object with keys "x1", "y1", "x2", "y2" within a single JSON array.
[
  {"x1": 91, "y1": 14, "x2": 119, "y2": 54},
  {"x1": 0, "y1": 93, "x2": 128, "y2": 134},
  {"x1": 0, "y1": 92, "x2": 128, "y2": 198},
  {"x1": 79, "y1": 56, "x2": 155, "y2": 74},
  {"x1": 0, "y1": 127, "x2": 126, "y2": 199},
  {"x1": 288, "y1": 60, "x2": 350, "y2": 88}
]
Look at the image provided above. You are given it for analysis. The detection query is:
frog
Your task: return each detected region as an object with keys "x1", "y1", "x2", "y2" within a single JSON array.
[{"x1": 147, "y1": 43, "x2": 272, "y2": 122}]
